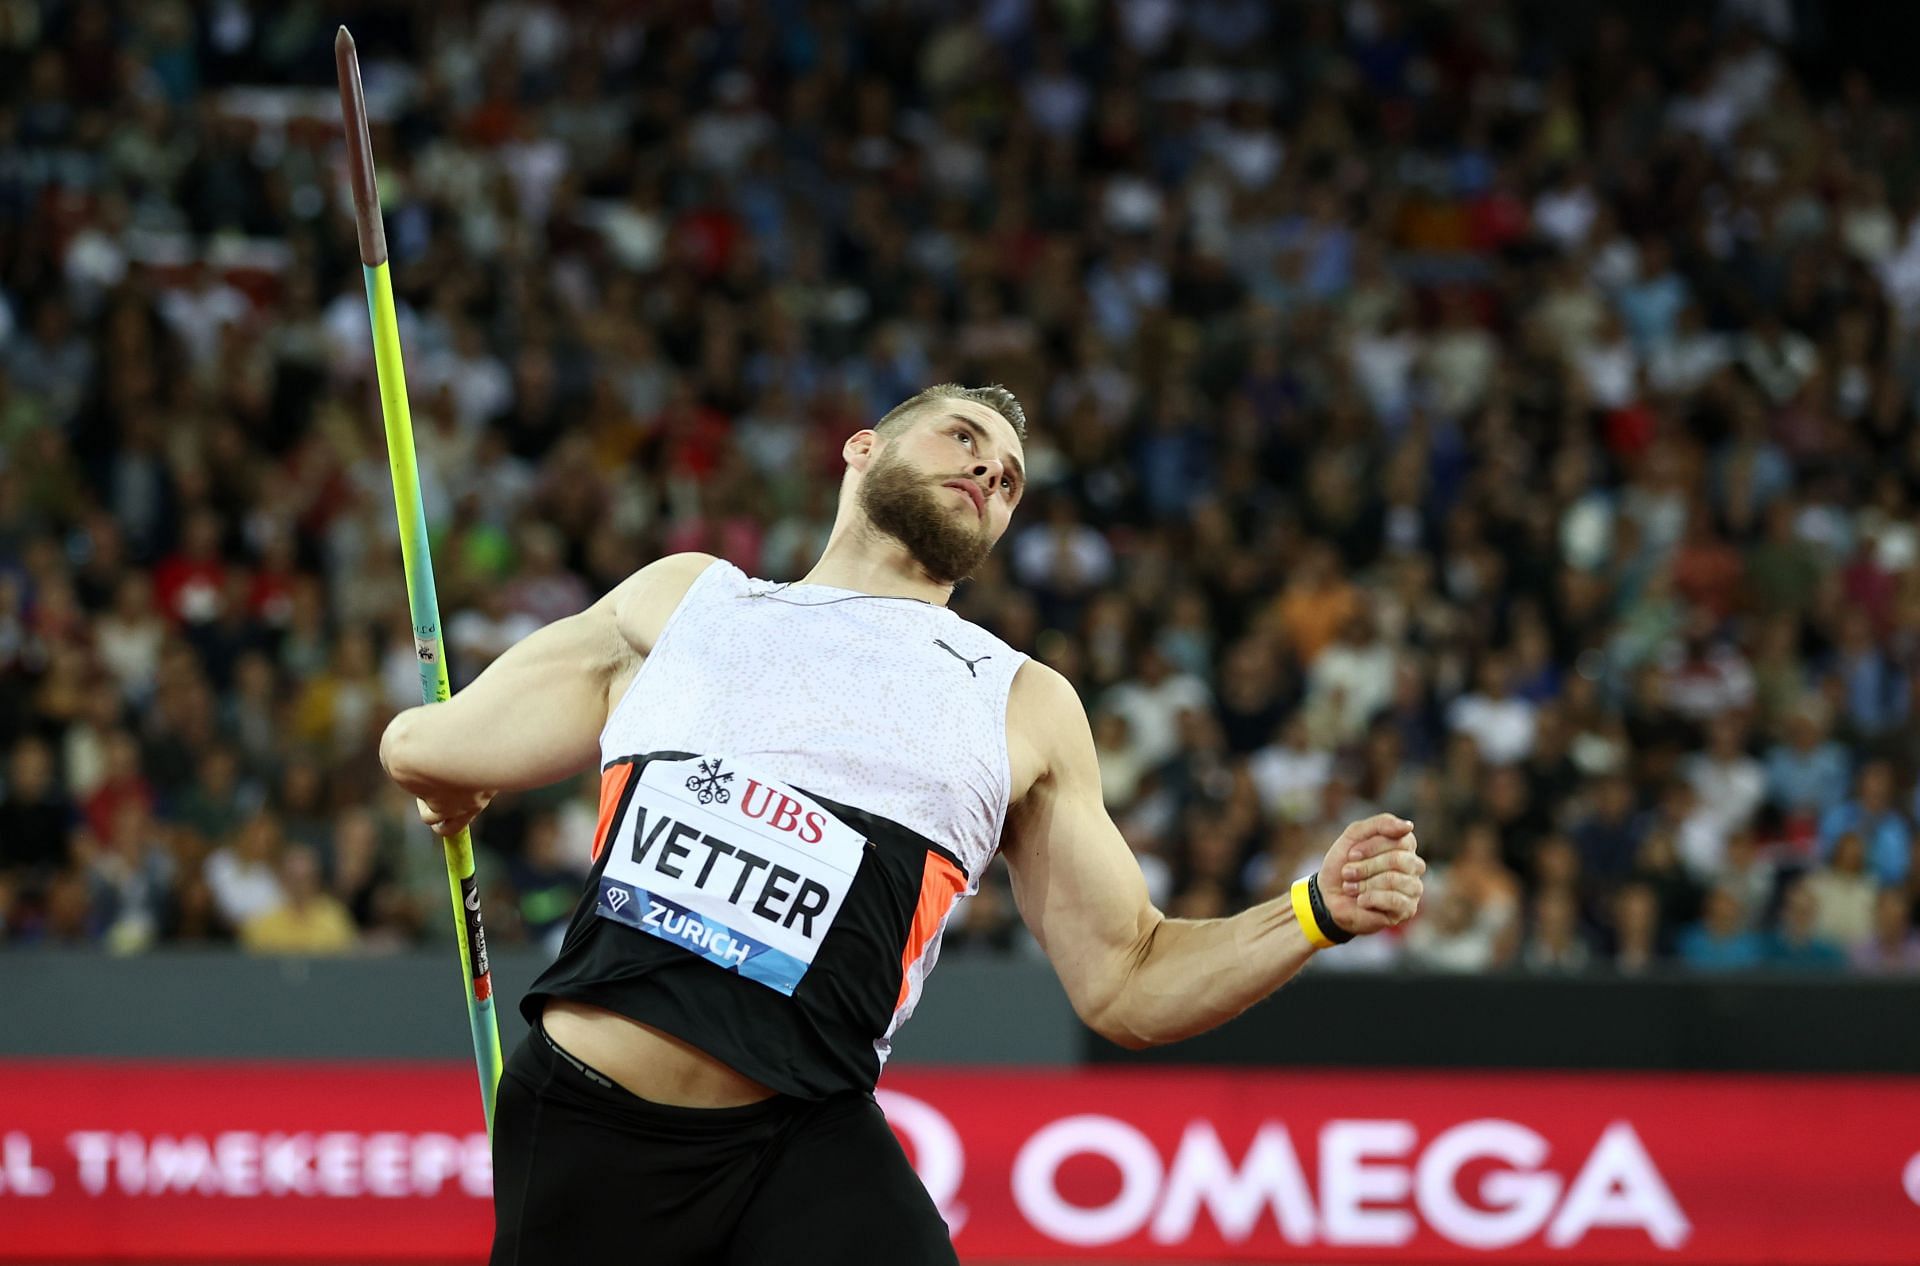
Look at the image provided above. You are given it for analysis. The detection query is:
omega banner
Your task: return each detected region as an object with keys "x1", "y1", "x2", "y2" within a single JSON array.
[{"x1": 0, "y1": 1064, "x2": 1916, "y2": 1262}]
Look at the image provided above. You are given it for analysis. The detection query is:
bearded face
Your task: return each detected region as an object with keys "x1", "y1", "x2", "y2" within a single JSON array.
[{"x1": 858, "y1": 442, "x2": 997, "y2": 584}]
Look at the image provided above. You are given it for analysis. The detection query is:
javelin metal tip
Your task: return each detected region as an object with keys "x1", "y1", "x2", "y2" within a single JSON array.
[{"x1": 334, "y1": 23, "x2": 387, "y2": 267}]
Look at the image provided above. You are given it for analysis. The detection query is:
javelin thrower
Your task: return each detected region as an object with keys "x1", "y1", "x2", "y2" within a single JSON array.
[{"x1": 357, "y1": 34, "x2": 1424, "y2": 1266}]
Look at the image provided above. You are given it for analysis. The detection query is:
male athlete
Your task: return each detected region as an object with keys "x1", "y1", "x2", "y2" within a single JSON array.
[{"x1": 381, "y1": 384, "x2": 1425, "y2": 1265}]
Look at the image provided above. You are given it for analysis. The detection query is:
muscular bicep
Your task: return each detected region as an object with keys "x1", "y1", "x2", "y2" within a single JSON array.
[
  {"x1": 382, "y1": 552, "x2": 715, "y2": 794},
  {"x1": 1001, "y1": 665, "x2": 1162, "y2": 1035},
  {"x1": 382, "y1": 601, "x2": 626, "y2": 793}
]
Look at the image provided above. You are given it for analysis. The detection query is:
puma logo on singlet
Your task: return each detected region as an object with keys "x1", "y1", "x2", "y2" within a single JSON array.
[{"x1": 934, "y1": 639, "x2": 992, "y2": 677}]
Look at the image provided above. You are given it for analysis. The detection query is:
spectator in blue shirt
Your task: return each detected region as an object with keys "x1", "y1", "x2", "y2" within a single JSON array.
[
  {"x1": 1613, "y1": 236, "x2": 1690, "y2": 352},
  {"x1": 1818, "y1": 759, "x2": 1912, "y2": 887},
  {"x1": 1831, "y1": 609, "x2": 1907, "y2": 741},
  {"x1": 1677, "y1": 885, "x2": 1766, "y2": 971},
  {"x1": 1764, "y1": 702, "x2": 1851, "y2": 820},
  {"x1": 1763, "y1": 878, "x2": 1849, "y2": 972}
]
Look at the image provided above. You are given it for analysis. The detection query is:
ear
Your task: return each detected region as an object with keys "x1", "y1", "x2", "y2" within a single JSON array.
[{"x1": 844, "y1": 429, "x2": 878, "y2": 473}]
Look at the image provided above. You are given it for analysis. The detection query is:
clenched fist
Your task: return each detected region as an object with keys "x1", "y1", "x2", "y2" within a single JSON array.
[{"x1": 1316, "y1": 813, "x2": 1425, "y2": 937}]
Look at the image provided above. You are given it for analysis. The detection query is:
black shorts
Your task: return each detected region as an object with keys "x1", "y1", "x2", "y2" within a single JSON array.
[{"x1": 489, "y1": 1026, "x2": 958, "y2": 1266}]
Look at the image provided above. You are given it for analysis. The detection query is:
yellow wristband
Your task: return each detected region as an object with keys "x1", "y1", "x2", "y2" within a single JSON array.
[{"x1": 1291, "y1": 877, "x2": 1337, "y2": 950}]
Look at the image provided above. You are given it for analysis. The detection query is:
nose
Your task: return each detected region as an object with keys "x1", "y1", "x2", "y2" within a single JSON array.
[{"x1": 970, "y1": 455, "x2": 1004, "y2": 488}]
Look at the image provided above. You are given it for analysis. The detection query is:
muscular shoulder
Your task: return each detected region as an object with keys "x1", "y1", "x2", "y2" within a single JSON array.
[
  {"x1": 610, "y1": 552, "x2": 721, "y2": 657},
  {"x1": 1006, "y1": 660, "x2": 1096, "y2": 805}
]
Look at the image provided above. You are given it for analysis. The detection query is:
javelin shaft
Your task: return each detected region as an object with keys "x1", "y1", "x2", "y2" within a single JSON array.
[{"x1": 335, "y1": 26, "x2": 502, "y2": 1134}]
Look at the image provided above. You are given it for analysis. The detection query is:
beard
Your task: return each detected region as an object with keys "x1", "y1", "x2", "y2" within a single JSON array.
[{"x1": 858, "y1": 448, "x2": 996, "y2": 585}]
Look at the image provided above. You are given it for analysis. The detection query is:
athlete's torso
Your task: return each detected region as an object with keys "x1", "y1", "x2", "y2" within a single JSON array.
[{"x1": 528, "y1": 560, "x2": 1028, "y2": 1098}]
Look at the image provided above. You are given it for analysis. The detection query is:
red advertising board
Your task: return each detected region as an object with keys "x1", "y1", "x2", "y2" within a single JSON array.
[{"x1": 0, "y1": 1062, "x2": 1916, "y2": 1263}]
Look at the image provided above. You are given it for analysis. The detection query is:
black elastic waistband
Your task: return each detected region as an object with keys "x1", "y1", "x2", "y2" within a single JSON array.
[
  {"x1": 540, "y1": 1022, "x2": 619, "y2": 1089},
  {"x1": 531, "y1": 1023, "x2": 796, "y2": 1127}
]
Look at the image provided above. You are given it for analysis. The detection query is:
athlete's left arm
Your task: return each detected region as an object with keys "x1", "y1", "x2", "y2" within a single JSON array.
[{"x1": 999, "y1": 662, "x2": 1424, "y2": 1049}]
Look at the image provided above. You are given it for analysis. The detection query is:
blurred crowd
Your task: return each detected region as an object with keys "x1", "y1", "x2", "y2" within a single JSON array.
[{"x1": 3, "y1": 0, "x2": 1919, "y2": 976}]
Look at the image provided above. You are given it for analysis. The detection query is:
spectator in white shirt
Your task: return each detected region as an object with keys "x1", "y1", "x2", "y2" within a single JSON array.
[
  {"x1": 685, "y1": 71, "x2": 773, "y2": 177},
  {"x1": 204, "y1": 811, "x2": 287, "y2": 929},
  {"x1": 448, "y1": 586, "x2": 542, "y2": 682},
  {"x1": 1249, "y1": 714, "x2": 1334, "y2": 824},
  {"x1": 1422, "y1": 291, "x2": 1498, "y2": 421},
  {"x1": 1448, "y1": 653, "x2": 1538, "y2": 766},
  {"x1": 156, "y1": 262, "x2": 249, "y2": 373},
  {"x1": 1533, "y1": 164, "x2": 1599, "y2": 253},
  {"x1": 1100, "y1": 645, "x2": 1213, "y2": 770},
  {"x1": 1573, "y1": 309, "x2": 1641, "y2": 409},
  {"x1": 1348, "y1": 304, "x2": 1421, "y2": 425},
  {"x1": 1739, "y1": 311, "x2": 1818, "y2": 406},
  {"x1": 1803, "y1": 832, "x2": 1879, "y2": 949},
  {"x1": 1647, "y1": 302, "x2": 1731, "y2": 396},
  {"x1": 1682, "y1": 713, "x2": 1767, "y2": 875},
  {"x1": 1306, "y1": 601, "x2": 1397, "y2": 747},
  {"x1": 1012, "y1": 496, "x2": 1116, "y2": 601}
]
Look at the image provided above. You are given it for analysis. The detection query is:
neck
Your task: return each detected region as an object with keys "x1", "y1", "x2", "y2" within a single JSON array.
[{"x1": 798, "y1": 521, "x2": 956, "y2": 605}]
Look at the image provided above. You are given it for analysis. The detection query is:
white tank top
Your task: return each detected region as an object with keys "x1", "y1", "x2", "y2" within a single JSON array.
[{"x1": 597, "y1": 558, "x2": 1028, "y2": 1062}]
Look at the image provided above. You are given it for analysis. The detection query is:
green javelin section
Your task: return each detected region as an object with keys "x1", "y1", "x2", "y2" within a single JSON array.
[{"x1": 362, "y1": 259, "x2": 503, "y2": 1131}]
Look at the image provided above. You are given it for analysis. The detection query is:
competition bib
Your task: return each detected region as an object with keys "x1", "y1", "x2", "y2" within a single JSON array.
[{"x1": 594, "y1": 755, "x2": 868, "y2": 995}]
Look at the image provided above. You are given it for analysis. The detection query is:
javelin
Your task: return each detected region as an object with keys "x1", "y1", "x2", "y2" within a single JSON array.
[{"x1": 335, "y1": 26, "x2": 502, "y2": 1132}]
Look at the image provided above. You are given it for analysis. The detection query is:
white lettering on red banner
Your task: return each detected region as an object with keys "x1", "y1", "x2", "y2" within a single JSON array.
[
  {"x1": 996, "y1": 1110, "x2": 1689, "y2": 1253},
  {"x1": 0, "y1": 1063, "x2": 1914, "y2": 1262},
  {"x1": 60, "y1": 1130, "x2": 488, "y2": 1199}
]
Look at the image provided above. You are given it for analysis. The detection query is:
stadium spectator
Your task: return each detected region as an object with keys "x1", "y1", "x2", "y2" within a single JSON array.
[
  {"x1": 1303, "y1": 600, "x2": 1397, "y2": 748},
  {"x1": 1629, "y1": 826, "x2": 1705, "y2": 940},
  {"x1": 82, "y1": 799, "x2": 173, "y2": 951},
  {"x1": 1765, "y1": 702, "x2": 1851, "y2": 824},
  {"x1": 1520, "y1": 887, "x2": 1595, "y2": 973},
  {"x1": 508, "y1": 810, "x2": 588, "y2": 957},
  {"x1": 1682, "y1": 713, "x2": 1766, "y2": 875},
  {"x1": 1403, "y1": 820, "x2": 1519, "y2": 972},
  {"x1": 1249, "y1": 714, "x2": 1333, "y2": 826},
  {"x1": 1607, "y1": 882, "x2": 1664, "y2": 975},
  {"x1": 1102, "y1": 645, "x2": 1213, "y2": 771},
  {"x1": 1852, "y1": 889, "x2": 1920, "y2": 973},
  {"x1": 240, "y1": 843, "x2": 358, "y2": 955},
  {"x1": 1447, "y1": 654, "x2": 1538, "y2": 768},
  {"x1": 0, "y1": 737, "x2": 70, "y2": 882},
  {"x1": 1678, "y1": 886, "x2": 1766, "y2": 972},
  {"x1": 1764, "y1": 878, "x2": 1850, "y2": 973},
  {"x1": 1715, "y1": 826, "x2": 1781, "y2": 932},
  {"x1": 1802, "y1": 832, "x2": 1880, "y2": 950},
  {"x1": 1819, "y1": 760, "x2": 1913, "y2": 887},
  {"x1": 205, "y1": 811, "x2": 287, "y2": 930},
  {"x1": 1571, "y1": 774, "x2": 1646, "y2": 889}
]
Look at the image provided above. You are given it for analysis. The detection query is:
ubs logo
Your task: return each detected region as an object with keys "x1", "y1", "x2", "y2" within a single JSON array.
[
  {"x1": 685, "y1": 759, "x2": 734, "y2": 805},
  {"x1": 739, "y1": 779, "x2": 829, "y2": 845}
]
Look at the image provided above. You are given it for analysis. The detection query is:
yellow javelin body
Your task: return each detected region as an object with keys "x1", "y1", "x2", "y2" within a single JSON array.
[{"x1": 337, "y1": 27, "x2": 503, "y2": 1132}]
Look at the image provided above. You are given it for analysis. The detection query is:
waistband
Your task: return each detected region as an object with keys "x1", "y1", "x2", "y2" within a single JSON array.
[{"x1": 530, "y1": 1022, "x2": 797, "y2": 1127}]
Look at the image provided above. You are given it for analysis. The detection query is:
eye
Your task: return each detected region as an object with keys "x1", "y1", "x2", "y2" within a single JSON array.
[{"x1": 954, "y1": 429, "x2": 973, "y2": 446}]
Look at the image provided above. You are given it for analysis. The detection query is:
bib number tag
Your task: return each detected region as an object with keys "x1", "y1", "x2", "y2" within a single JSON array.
[{"x1": 594, "y1": 756, "x2": 866, "y2": 995}]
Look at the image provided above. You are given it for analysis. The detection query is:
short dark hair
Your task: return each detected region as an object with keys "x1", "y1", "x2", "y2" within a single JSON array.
[{"x1": 875, "y1": 383, "x2": 1028, "y2": 440}]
